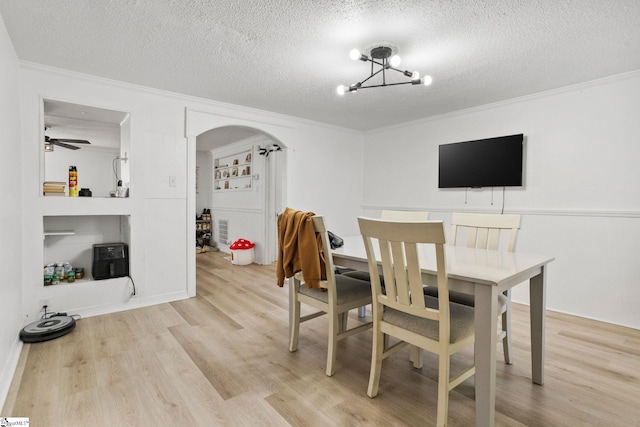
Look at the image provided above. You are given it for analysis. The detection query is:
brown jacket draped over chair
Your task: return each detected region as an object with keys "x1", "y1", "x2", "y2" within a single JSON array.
[{"x1": 276, "y1": 207, "x2": 327, "y2": 288}]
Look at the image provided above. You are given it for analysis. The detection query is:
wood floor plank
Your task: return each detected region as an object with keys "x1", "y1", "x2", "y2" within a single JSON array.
[
  {"x1": 170, "y1": 294, "x2": 243, "y2": 330},
  {"x1": 3, "y1": 250, "x2": 640, "y2": 426},
  {"x1": 168, "y1": 323, "x2": 255, "y2": 400}
]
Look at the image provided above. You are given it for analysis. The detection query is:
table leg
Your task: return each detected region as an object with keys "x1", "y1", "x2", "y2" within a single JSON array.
[
  {"x1": 530, "y1": 267, "x2": 547, "y2": 385},
  {"x1": 474, "y1": 283, "x2": 498, "y2": 427},
  {"x1": 358, "y1": 306, "x2": 366, "y2": 318}
]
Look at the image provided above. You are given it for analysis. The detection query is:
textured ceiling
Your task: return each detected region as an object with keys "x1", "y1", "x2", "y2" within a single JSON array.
[{"x1": 1, "y1": 0, "x2": 640, "y2": 131}]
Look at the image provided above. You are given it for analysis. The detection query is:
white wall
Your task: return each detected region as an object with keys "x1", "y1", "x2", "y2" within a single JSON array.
[
  {"x1": 44, "y1": 147, "x2": 120, "y2": 197},
  {"x1": 0, "y1": 12, "x2": 23, "y2": 409},
  {"x1": 361, "y1": 71, "x2": 640, "y2": 329},
  {"x1": 286, "y1": 124, "x2": 366, "y2": 236}
]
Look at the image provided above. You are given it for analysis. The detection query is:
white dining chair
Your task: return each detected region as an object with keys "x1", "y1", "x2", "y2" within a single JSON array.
[
  {"x1": 358, "y1": 217, "x2": 475, "y2": 427},
  {"x1": 423, "y1": 212, "x2": 521, "y2": 364},
  {"x1": 287, "y1": 215, "x2": 373, "y2": 376}
]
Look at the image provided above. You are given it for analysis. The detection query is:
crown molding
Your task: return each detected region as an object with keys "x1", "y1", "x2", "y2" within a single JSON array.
[
  {"x1": 366, "y1": 69, "x2": 640, "y2": 135},
  {"x1": 19, "y1": 61, "x2": 363, "y2": 135}
]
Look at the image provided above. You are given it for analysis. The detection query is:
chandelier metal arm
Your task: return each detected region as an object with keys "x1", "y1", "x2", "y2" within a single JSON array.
[
  {"x1": 354, "y1": 56, "x2": 413, "y2": 89},
  {"x1": 385, "y1": 65, "x2": 410, "y2": 76},
  {"x1": 356, "y1": 81, "x2": 416, "y2": 90},
  {"x1": 337, "y1": 45, "x2": 432, "y2": 95},
  {"x1": 359, "y1": 66, "x2": 386, "y2": 86}
]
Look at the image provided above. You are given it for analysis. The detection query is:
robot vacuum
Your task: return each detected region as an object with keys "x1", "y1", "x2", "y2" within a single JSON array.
[{"x1": 19, "y1": 315, "x2": 76, "y2": 343}]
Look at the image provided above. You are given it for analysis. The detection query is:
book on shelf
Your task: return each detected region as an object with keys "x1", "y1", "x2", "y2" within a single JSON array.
[
  {"x1": 43, "y1": 181, "x2": 66, "y2": 195},
  {"x1": 43, "y1": 192, "x2": 65, "y2": 196}
]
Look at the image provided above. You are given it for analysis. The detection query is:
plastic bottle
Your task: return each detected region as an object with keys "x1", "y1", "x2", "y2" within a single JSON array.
[
  {"x1": 55, "y1": 262, "x2": 65, "y2": 280},
  {"x1": 69, "y1": 166, "x2": 78, "y2": 197}
]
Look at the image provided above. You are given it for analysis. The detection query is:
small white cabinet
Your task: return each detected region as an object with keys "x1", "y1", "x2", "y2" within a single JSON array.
[{"x1": 214, "y1": 149, "x2": 252, "y2": 191}]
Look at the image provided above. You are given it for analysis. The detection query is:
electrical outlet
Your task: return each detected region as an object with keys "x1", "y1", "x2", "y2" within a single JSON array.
[{"x1": 39, "y1": 298, "x2": 51, "y2": 311}]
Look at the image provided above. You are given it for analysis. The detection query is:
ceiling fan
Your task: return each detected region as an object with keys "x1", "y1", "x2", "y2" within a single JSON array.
[{"x1": 44, "y1": 127, "x2": 91, "y2": 151}]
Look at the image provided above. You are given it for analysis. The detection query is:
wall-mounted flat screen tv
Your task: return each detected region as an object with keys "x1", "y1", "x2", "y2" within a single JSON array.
[{"x1": 438, "y1": 133, "x2": 524, "y2": 188}]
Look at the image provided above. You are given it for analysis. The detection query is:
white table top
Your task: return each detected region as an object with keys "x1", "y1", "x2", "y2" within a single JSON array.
[{"x1": 332, "y1": 235, "x2": 555, "y2": 289}]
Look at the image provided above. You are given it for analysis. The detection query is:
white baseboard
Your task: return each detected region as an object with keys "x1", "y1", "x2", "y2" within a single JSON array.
[
  {"x1": 67, "y1": 291, "x2": 191, "y2": 320},
  {"x1": 0, "y1": 335, "x2": 23, "y2": 413}
]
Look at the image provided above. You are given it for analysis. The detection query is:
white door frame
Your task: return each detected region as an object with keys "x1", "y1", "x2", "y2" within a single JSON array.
[{"x1": 262, "y1": 143, "x2": 286, "y2": 265}]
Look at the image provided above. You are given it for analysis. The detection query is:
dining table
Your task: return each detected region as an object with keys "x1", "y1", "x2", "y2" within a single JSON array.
[{"x1": 331, "y1": 235, "x2": 555, "y2": 427}]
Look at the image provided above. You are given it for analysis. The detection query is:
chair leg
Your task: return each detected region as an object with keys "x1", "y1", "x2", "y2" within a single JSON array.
[
  {"x1": 367, "y1": 324, "x2": 384, "y2": 398},
  {"x1": 501, "y1": 290, "x2": 513, "y2": 365},
  {"x1": 288, "y1": 298, "x2": 300, "y2": 353},
  {"x1": 338, "y1": 311, "x2": 348, "y2": 334},
  {"x1": 436, "y1": 354, "x2": 451, "y2": 427},
  {"x1": 326, "y1": 310, "x2": 339, "y2": 376},
  {"x1": 410, "y1": 346, "x2": 424, "y2": 369},
  {"x1": 502, "y1": 298, "x2": 512, "y2": 365}
]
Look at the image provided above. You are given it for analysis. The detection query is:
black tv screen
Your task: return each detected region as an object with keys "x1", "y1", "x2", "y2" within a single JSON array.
[{"x1": 438, "y1": 134, "x2": 524, "y2": 188}]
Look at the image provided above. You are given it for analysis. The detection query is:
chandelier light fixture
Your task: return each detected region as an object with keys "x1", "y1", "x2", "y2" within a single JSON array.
[{"x1": 337, "y1": 44, "x2": 432, "y2": 95}]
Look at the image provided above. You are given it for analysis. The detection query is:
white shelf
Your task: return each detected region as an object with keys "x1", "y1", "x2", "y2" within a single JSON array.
[
  {"x1": 214, "y1": 149, "x2": 252, "y2": 191},
  {"x1": 42, "y1": 196, "x2": 133, "y2": 216},
  {"x1": 44, "y1": 230, "x2": 75, "y2": 237}
]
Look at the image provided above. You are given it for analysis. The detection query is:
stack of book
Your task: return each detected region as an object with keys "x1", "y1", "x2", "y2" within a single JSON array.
[{"x1": 43, "y1": 181, "x2": 66, "y2": 196}]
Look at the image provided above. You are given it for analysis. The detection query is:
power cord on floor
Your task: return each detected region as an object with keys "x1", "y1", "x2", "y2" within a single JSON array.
[
  {"x1": 128, "y1": 275, "x2": 136, "y2": 296},
  {"x1": 41, "y1": 305, "x2": 81, "y2": 321}
]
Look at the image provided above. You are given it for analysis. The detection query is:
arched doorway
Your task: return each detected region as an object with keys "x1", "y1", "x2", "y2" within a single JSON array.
[{"x1": 185, "y1": 108, "x2": 291, "y2": 296}]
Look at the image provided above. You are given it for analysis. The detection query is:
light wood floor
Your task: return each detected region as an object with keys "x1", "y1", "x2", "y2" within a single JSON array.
[{"x1": 4, "y1": 251, "x2": 640, "y2": 426}]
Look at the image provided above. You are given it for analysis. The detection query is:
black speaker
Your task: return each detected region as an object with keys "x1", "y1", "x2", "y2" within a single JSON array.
[{"x1": 92, "y1": 242, "x2": 129, "y2": 280}]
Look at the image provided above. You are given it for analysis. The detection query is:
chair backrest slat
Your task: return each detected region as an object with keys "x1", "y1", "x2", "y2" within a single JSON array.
[
  {"x1": 405, "y1": 242, "x2": 426, "y2": 309},
  {"x1": 390, "y1": 240, "x2": 410, "y2": 305}
]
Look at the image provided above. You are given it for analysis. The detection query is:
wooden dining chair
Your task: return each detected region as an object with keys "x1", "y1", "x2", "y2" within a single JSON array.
[
  {"x1": 288, "y1": 215, "x2": 373, "y2": 376},
  {"x1": 424, "y1": 212, "x2": 521, "y2": 364},
  {"x1": 358, "y1": 217, "x2": 475, "y2": 426}
]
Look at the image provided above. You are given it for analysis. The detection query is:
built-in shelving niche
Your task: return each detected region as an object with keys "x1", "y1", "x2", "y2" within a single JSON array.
[
  {"x1": 41, "y1": 99, "x2": 133, "y2": 289},
  {"x1": 43, "y1": 215, "x2": 131, "y2": 285},
  {"x1": 42, "y1": 99, "x2": 131, "y2": 198}
]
